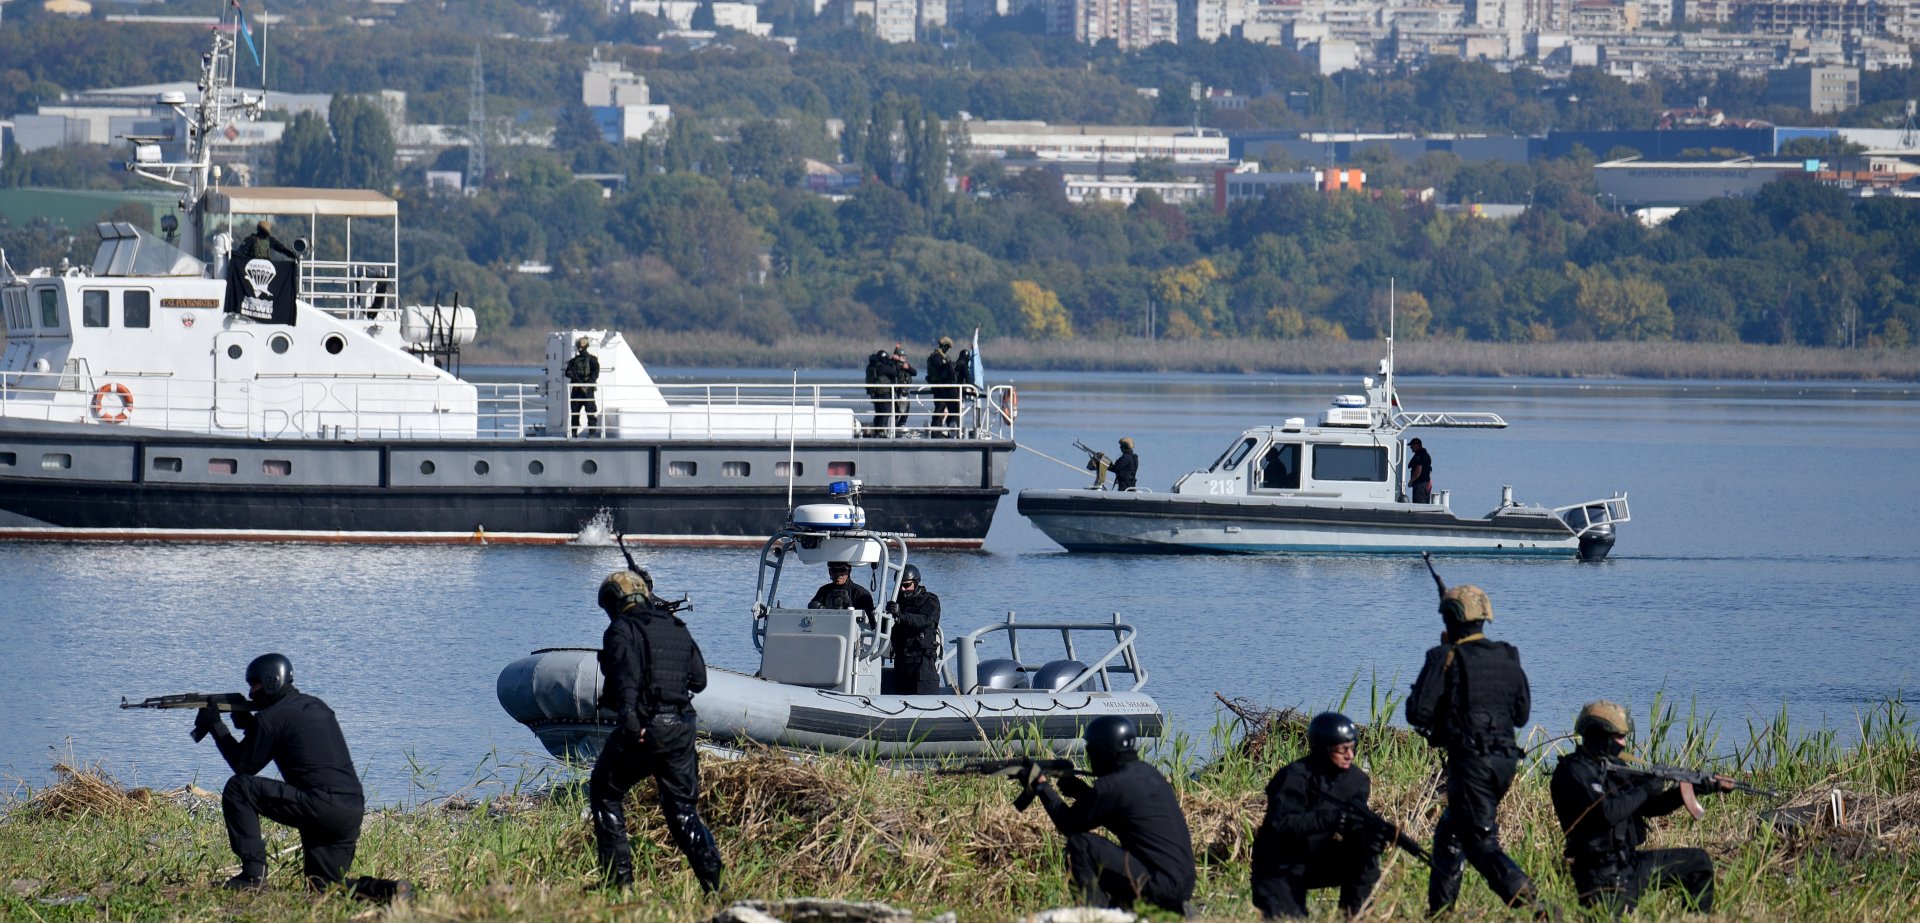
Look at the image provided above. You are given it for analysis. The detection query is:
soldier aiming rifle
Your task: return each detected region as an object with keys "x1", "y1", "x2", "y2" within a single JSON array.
[
  {"x1": 936, "y1": 757, "x2": 1081, "y2": 811},
  {"x1": 122, "y1": 692, "x2": 255, "y2": 742},
  {"x1": 1074, "y1": 440, "x2": 1112, "y2": 489}
]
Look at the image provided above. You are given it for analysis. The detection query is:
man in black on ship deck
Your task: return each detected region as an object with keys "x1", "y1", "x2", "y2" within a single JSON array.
[
  {"x1": 1030, "y1": 715, "x2": 1195, "y2": 915},
  {"x1": 233, "y1": 220, "x2": 297, "y2": 263},
  {"x1": 888, "y1": 564, "x2": 941, "y2": 694},
  {"x1": 196, "y1": 653, "x2": 409, "y2": 902},
  {"x1": 1407, "y1": 438, "x2": 1433, "y2": 503},
  {"x1": 926, "y1": 336, "x2": 956, "y2": 436},
  {"x1": 565, "y1": 336, "x2": 602, "y2": 437},
  {"x1": 1250, "y1": 711, "x2": 1390, "y2": 919},
  {"x1": 808, "y1": 561, "x2": 875, "y2": 621}
]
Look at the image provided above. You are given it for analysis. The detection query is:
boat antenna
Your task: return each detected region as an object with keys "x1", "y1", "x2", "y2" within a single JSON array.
[
  {"x1": 786, "y1": 368, "x2": 799, "y2": 511},
  {"x1": 1387, "y1": 278, "x2": 1396, "y2": 397}
]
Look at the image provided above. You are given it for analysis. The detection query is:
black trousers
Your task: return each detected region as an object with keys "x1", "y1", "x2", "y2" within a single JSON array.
[
  {"x1": 223, "y1": 774, "x2": 363, "y2": 888},
  {"x1": 869, "y1": 395, "x2": 891, "y2": 434},
  {"x1": 932, "y1": 387, "x2": 958, "y2": 435},
  {"x1": 1429, "y1": 750, "x2": 1536, "y2": 913},
  {"x1": 1251, "y1": 849, "x2": 1383, "y2": 919},
  {"x1": 893, "y1": 654, "x2": 940, "y2": 695},
  {"x1": 1064, "y1": 832, "x2": 1186, "y2": 914},
  {"x1": 569, "y1": 386, "x2": 600, "y2": 436},
  {"x1": 1412, "y1": 481, "x2": 1432, "y2": 503},
  {"x1": 1572, "y1": 848, "x2": 1715, "y2": 917},
  {"x1": 588, "y1": 713, "x2": 723, "y2": 888}
]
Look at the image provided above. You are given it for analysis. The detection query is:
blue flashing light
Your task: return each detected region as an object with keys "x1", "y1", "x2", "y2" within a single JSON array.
[{"x1": 829, "y1": 480, "x2": 852, "y2": 496}]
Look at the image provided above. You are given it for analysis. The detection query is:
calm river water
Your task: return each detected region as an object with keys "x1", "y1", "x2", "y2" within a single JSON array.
[{"x1": 3, "y1": 367, "x2": 1916, "y2": 803}]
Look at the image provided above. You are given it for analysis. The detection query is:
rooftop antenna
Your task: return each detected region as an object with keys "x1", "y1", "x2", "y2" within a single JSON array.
[
  {"x1": 467, "y1": 44, "x2": 488, "y2": 195},
  {"x1": 786, "y1": 369, "x2": 799, "y2": 512}
]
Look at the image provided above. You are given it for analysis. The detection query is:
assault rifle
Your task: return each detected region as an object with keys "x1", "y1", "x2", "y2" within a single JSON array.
[
  {"x1": 1323, "y1": 793, "x2": 1433, "y2": 867},
  {"x1": 1603, "y1": 760, "x2": 1779, "y2": 819},
  {"x1": 1074, "y1": 440, "x2": 1111, "y2": 489},
  {"x1": 120, "y1": 693, "x2": 254, "y2": 742},
  {"x1": 1421, "y1": 551, "x2": 1447, "y2": 596},
  {"x1": 615, "y1": 531, "x2": 691, "y2": 614},
  {"x1": 937, "y1": 758, "x2": 1083, "y2": 811}
]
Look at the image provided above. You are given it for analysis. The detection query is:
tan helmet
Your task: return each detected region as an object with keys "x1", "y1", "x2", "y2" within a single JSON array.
[
  {"x1": 939, "y1": 336, "x2": 953, "y2": 348},
  {"x1": 1119, "y1": 437, "x2": 1135, "y2": 451},
  {"x1": 1575, "y1": 700, "x2": 1632, "y2": 739},
  {"x1": 256, "y1": 220, "x2": 273, "y2": 234},
  {"x1": 1440, "y1": 584, "x2": 1493, "y2": 623},
  {"x1": 575, "y1": 336, "x2": 590, "y2": 350},
  {"x1": 597, "y1": 570, "x2": 651, "y2": 615}
]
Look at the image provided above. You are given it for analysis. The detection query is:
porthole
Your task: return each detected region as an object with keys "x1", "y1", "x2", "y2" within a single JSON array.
[
  {"x1": 581, "y1": 459, "x2": 599, "y2": 475},
  {"x1": 226, "y1": 344, "x2": 243, "y2": 359},
  {"x1": 207, "y1": 458, "x2": 237, "y2": 475},
  {"x1": 528, "y1": 460, "x2": 545, "y2": 475},
  {"x1": 668, "y1": 461, "x2": 698, "y2": 477},
  {"x1": 420, "y1": 460, "x2": 437, "y2": 475},
  {"x1": 474, "y1": 460, "x2": 491, "y2": 475},
  {"x1": 828, "y1": 461, "x2": 856, "y2": 477},
  {"x1": 324, "y1": 334, "x2": 346, "y2": 355},
  {"x1": 263, "y1": 459, "x2": 292, "y2": 476},
  {"x1": 269, "y1": 334, "x2": 291, "y2": 354},
  {"x1": 721, "y1": 461, "x2": 750, "y2": 477},
  {"x1": 0, "y1": 451, "x2": 15, "y2": 467},
  {"x1": 152, "y1": 456, "x2": 183, "y2": 472},
  {"x1": 776, "y1": 461, "x2": 803, "y2": 477},
  {"x1": 41, "y1": 453, "x2": 72, "y2": 470}
]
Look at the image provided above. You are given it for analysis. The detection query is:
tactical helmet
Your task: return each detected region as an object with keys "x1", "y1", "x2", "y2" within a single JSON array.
[
  {"x1": 1575, "y1": 700, "x2": 1632, "y2": 740},
  {"x1": 245, "y1": 653, "x2": 293, "y2": 704},
  {"x1": 256, "y1": 220, "x2": 272, "y2": 234},
  {"x1": 1440, "y1": 584, "x2": 1493, "y2": 623},
  {"x1": 1119, "y1": 437, "x2": 1135, "y2": 451},
  {"x1": 900, "y1": 564, "x2": 922, "y2": 587},
  {"x1": 939, "y1": 336, "x2": 953, "y2": 348},
  {"x1": 598, "y1": 570, "x2": 651, "y2": 616},
  {"x1": 575, "y1": 336, "x2": 590, "y2": 350},
  {"x1": 1306, "y1": 711, "x2": 1358, "y2": 755},
  {"x1": 827, "y1": 561, "x2": 852, "y2": 575},
  {"x1": 1084, "y1": 715, "x2": 1139, "y2": 775}
]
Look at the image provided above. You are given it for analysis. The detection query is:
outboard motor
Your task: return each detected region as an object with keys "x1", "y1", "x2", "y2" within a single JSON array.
[
  {"x1": 975, "y1": 658, "x2": 1029, "y2": 691},
  {"x1": 1563, "y1": 503, "x2": 1617, "y2": 562},
  {"x1": 1031, "y1": 660, "x2": 1089, "y2": 692}
]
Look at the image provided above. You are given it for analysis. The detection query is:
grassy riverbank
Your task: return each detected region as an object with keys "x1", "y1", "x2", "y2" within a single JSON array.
[
  {"x1": 469, "y1": 333, "x2": 1920, "y2": 382},
  {"x1": 3, "y1": 698, "x2": 1915, "y2": 921}
]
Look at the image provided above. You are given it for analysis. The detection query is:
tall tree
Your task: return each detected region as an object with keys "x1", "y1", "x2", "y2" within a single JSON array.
[{"x1": 273, "y1": 111, "x2": 332, "y2": 187}]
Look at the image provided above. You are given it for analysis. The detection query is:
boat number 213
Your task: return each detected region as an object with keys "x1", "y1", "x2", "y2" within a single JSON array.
[{"x1": 1208, "y1": 480, "x2": 1237, "y2": 495}]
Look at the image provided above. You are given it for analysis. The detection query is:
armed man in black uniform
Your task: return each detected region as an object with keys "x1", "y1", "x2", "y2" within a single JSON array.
[
  {"x1": 889, "y1": 564, "x2": 941, "y2": 694},
  {"x1": 1250, "y1": 712, "x2": 1389, "y2": 919},
  {"x1": 1406, "y1": 583, "x2": 1547, "y2": 916},
  {"x1": 1110, "y1": 438, "x2": 1139, "y2": 491},
  {"x1": 1030, "y1": 716, "x2": 1195, "y2": 915},
  {"x1": 565, "y1": 336, "x2": 601, "y2": 437},
  {"x1": 807, "y1": 561, "x2": 875, "y2": 621},
  {"x1": 926, "y1": 336, "x2": 956, "y2": 435},
  {"x1": 590, "y1": 570, "x2": 725, "y2": 893},
  {"x1": 233, "y1": 220, "x2": 298, "y2": 262},
  {"x1": 1552, "y1": 701, "x2": 1731, "y2": 917},
  {"x1": 197, "y1": 653, "x2": 408, "y2": 901}
]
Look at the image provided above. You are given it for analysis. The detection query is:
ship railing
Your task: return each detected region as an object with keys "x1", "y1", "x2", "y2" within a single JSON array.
[
  {"x1": 1393, "y1": 410, "x2": 1509, "y2": 430},
  {"x1": 949, "y1": 612, "x2": 1145, "y2": 695},
  {"x1": 1554, "y1": 492, "x2": 1632, "y2": 536},
  {"x1": 299, "y1": 258, "x2": 401, "y2": 322},
  {"x1": 609, "y1": 381, "x2": 1016, "y2": 441}
]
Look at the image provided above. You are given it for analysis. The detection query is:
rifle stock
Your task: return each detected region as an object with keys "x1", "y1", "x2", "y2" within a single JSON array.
[
  {"x1": 1325, "y1": 793, "x2": 1432, "y2": 867},
  {"x1": 121, "y1": 692, "x2": 253, "y2": 742}
]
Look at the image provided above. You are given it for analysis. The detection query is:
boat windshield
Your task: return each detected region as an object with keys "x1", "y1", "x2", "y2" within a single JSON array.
[
  {"x1": 1210, "y1": 436, "x2": 1258, "y2": 472},
  {"x1": 90, "y1": 222, "x2": 203, "y2": 278}
]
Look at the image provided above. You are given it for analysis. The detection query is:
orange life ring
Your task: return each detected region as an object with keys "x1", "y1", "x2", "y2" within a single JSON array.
[
  {"x1": 998, "y1": 387, "x2": 1019, "y2": 423},
  {"x1": 91, "y1": 383, "x2": 133, "y2": 423}
]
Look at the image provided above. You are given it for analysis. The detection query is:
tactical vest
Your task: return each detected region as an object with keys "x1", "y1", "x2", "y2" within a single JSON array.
[
  {"x1": 1438, "y1": 639, "x2": 1526, "y2": 753},
  {"x1": 631, "y1": 608, "x2": 699, "y2": 716},
  {"x1": 566, "y1": 353, "x2": 596, "y2": 383}
]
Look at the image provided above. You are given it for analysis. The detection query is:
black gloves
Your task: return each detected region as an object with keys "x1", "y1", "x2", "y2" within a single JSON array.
[
  {"x1": 1058, "y1": 772, "x2": 1093, "y2": 800},
  {"x1": 232, "y1": 710, "x2": 258, "y2": 732},
  {"x1": 620, "y1": 711, "x2": 646, "y2": 739},
  {"x1": 194, "y1": 707, "x2": 230, "y2": 741}
]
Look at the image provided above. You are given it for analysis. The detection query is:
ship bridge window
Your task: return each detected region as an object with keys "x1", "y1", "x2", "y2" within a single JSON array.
[
  {"x1": 124, "y1": 291, "x2": 151, "y2": 328},
  {"x1": 1211, "y1": 437, "x2": 1258, "y2": 472},
  {"x1": 38, "y1": 289, "x2": 60, "y2": 328},
  {"x1": 1311, "y1": 444, "x2": 1387, "y2": 482},
  {"x1": 82, "y1": 291, "x2": 109, "y2": 327},
  {"x1": 1257, "y1": 443, "x2": 1301, "y2": 490}
]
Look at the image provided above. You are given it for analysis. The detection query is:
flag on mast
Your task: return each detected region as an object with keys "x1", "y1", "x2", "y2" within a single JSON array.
[{"x1": 232, "y1": 0, "x2": 262, "y2": 69}]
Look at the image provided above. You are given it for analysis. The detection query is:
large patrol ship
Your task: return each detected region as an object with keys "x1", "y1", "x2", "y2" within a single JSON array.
[{"x1": 0, "y1": 22, "x2": 1013, "y2": 545}]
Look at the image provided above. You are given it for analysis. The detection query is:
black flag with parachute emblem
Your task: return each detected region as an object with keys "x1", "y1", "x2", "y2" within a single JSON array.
[{"x1": 224, "y1": 257, "x2": 299, "y2": 325}]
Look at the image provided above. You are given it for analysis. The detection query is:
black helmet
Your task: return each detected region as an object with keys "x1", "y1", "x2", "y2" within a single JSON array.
[
  {"x1": 1084, "y1": 715, "x2": 1138, "y2": 775},
  {"x1": 245, "y1": 653, "x2": 293, "y2": 706},
  {"x1": 900, "y1": 564, "x2": 922, "y2": 587},
  {"x1": 1306, "y1": 711, "x2": 1358, "y2": 756}
]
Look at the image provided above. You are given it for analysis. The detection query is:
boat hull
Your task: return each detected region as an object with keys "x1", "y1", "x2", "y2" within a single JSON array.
[
  {"x1": 1018, "y1": 489, "x2": 1604, "y2": 558},
  {"x1": 498, "y1": 650, "x2": 1162, "y2": 761},
  {"x1": 0, "y1": 421, "x2": 1010, "y2": 545}
]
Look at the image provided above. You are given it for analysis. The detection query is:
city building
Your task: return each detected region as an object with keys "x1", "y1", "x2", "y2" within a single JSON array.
[
  {"x1": 582, "y1": 57, "x2": 673, "y2": 142},
  {"x1": 959, "y1": 120, "x2": 1233, "y2": 165},
  {"x1": 1767, "y1": 66, "x2": 1861, "y2": 114}
]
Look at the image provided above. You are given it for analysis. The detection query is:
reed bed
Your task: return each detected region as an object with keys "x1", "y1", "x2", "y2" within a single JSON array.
[
  {"x1": 3, "y1": 697, "x2": 1916, "y2": 921},
  {"x1": 468, "y1": 333, "x2": 1920, "y2": 382}
]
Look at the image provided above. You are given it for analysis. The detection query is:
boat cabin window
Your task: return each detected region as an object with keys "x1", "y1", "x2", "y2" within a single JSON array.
[
  {"x1": 1311, "y1": 444, "x2": 1388, "y2": 482},
  {"x1": 124, "y1": 291, "x2": 151, "y2": 329},
  {"x1": 1257, "y1": 443, "x2": 1301, "y2": 490},
  {"x1": 81, "y1": 291, "x2": 109, "y2": 328},
  {"x1": 1211, "y1": 437, "x2": 1258, "y2": 472},
  {"x1": 1, "y1": 289, "x2": 27, "y2": 331},
  {"x1": 38, "y1": 289, "x2": 60, "y2": 329}
]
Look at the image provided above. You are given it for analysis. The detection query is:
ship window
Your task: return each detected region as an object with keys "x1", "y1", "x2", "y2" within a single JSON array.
[
  {"x1": 828, "y1": 461, "x2": 855, "y2": 477},
  {"x1": 473, "y1": 460, "x2": 491, "y2": 475},
  {"x1": 1258, "y1": 443, "x2": 1301, "y2": 490},
  {"x1": 668, "y1": 460, "x2": 698, "y2": 477},
  {"x1": 722, "y1": 461, "x2": 750, "y2": 477},
  {"x1": 0, "y1": 452, "x2": 13, "y2": 466},
  {"x1": 263, "y1": 459, "x2": 292, "y2": 476},
  {"x1": 324, "y1": 334, "x2": 345, "y2": 355},
  {"x1": 419, "y1": 460, "x2": 436, "y2": 475},
  {"x1": 124, "y1": 291, "x2": 151, "y2": 328},
  {"x1": 776, "y1": 461, "x2": 802, "y2": 477},
  {"x1": 1311, "y1": 444, "x2": 1387, "y2": 482},
  {"x1": 1212, "y1": 437, "x2": 1257, "y2": 472},
  {"x1": 269, "y1": 334, "x2": 291, "y2": 354},
  {"x1": 41, "y1": 453, "x2": 71, "y2": 470},
  {"x1": 207, "y1": 458, "x2": 237, "y2": 475},
  {"x1": 582, "y1": 459, "x2": 599, "y2": 475},
  {"x1": 227, "y1": 344, "x2": 243, "y2": 359},
  {"x1": 38, "y1": 289, "x2": 59, "y2": 328},
  {"x1": 81, "y1": 291, "x2": 109, "y2": 327},
  {"x1": 152, "y1": 456, "x2": 183, "y2": 472},
  {"x1": 528, "y1": 459, "x2": 545, "y2": 475}
]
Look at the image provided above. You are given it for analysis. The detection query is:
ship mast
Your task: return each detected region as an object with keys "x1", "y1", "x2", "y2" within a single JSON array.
[{"x1": 125, "y1": 9, "x2": 263, "y2": 263}]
